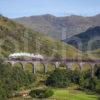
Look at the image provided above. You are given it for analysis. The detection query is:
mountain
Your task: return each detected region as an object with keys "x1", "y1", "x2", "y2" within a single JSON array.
[
  {"x1": 14, "y1": 14, "x2": 100, "y2": 40},
  {"x1": 0, "y1": 15, "x2": 80, "y2": 59},
  {"x1": 63, "y1": 26, "x2": 100, "y2": 51}
]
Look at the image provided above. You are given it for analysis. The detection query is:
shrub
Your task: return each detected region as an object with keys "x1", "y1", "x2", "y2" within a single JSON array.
[
  {"x1": 29, "y1": 88, "x2": 54, "y2": 98},
  {"x1": 98, "y1": 96, "x2": 100, "y2": 100},
  {"x1": 79, "y1": 76, "x2": 96, "y2": 91},
  {"x1": 71, "y1": 69, "x2": 80, "y2": 84},
  {"x1": 0, "y1": 59, "x2": 36, "y2": 99},
  {"x1": 95, "y1": 79, "x2": 100, "y2": 94},
  {"x1": 46, "y1": 69, "x2": 71, "y2": 88},
  {"x1": 95, "y1": 65, "x2": 100, "y2": 79}
]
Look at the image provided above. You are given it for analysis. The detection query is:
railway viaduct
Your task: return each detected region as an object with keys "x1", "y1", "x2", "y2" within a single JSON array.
[{"x1": 5, "y1": 58, "x2": 100, "y2": 77}]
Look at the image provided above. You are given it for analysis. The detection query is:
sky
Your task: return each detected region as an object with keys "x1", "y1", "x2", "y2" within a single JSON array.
[{"x1": 0, "y1": 0, "x2": 100, "y2": 18}]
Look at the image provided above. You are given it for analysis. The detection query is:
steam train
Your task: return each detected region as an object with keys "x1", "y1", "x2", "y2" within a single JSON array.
[{"x1": 9, "y1": 53, "x2": 44, "y2": 61}]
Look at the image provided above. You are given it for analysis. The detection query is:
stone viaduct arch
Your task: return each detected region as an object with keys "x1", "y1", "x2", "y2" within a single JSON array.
[
  {"x1": 5, "y1": 60, "x2": 100, "y2": 77},
  {"x1": 13, "y1": 62, "x2": 24, "y2": 69},
  {"x1": 24, "y1": 62, "x2": 34, "y2": 73}
]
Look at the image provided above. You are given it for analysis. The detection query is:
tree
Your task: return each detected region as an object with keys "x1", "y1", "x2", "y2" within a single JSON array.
[
  {"x1": 0, "y1": 81, "x2": 7, "y2": 100},
  {"x1": 71, "y1": 69, "x2": 80, "y2": 84},
  {"x1": 79, "y1": 72, "x2": 96, "y2": 91},
  {"x1": 0, "y1": 59, "x2": 36, "y2": 99},
  {"x1": 95, "y1": 65, "x2": 100, "y2": 79},
  {"x1": 46, "y1": 69, "x2": 71, "y2": 88},
  {"x1": 95, "y1": 79, "x2": 100, "y2": 94}
]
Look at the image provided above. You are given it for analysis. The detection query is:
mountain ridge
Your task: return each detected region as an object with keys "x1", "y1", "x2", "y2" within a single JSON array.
[
  {"x1": 64, "y1": 26, "x2": 100, "y2": 51},
  {"x1": 14, "y1": 14, "x2": 100, "y2": 39}
]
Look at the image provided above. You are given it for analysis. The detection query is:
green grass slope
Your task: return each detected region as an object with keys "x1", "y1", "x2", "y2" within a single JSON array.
[
  {"x1": 89, "y1": 49, "x2": 100, "y2": 59},
  {"x1": 9, "y1": 88, "x2": 98, "y2": 100},
  {"x1": 0, "y1": 15, "x2": 80, "y2": 58}
]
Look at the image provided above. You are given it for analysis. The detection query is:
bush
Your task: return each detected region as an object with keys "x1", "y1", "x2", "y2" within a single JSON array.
[
  {"x1": 29, "y1": 88, "x2": 54, "y2": 98},
  {"x1": 98, "y1": 96, "x2": 100, "y2": 100},
  {"x1": 46, "y1": 69, "x2": 71, "y2": 88},
  {"x1": 95, "y1": 65, "x2": 100, "y2": 79},
  {"x1": 0, "y1": 59, "x2": 36, "y2": 99},
  {"x1": 79, "y1": 75, "x2": 96, "y2": 91},
  {"x1": 95, "y1": 79, "x2": 100, "y2": 94},
  {"x1": 71, "y1": 69, "x2": 80, "y2": 84}
]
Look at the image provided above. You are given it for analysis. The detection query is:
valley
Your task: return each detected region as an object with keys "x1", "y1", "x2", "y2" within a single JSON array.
[{"x1": 0, "y1": 10, "x2": 100, "y2": 100}]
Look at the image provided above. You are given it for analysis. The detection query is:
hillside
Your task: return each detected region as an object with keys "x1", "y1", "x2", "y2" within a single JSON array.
[
  {"x1": 90, "y1": 49, "x2": 100, "y2": 58},
  {"x1": 14, "y1": 14, "x2": 100, "y2": 40},
  {"x1": 64, "y1": 26, "x2": 100, "y2": 51},
  {"x1": 0, "y1": 15, "x2": 80, "y2": 58}
]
